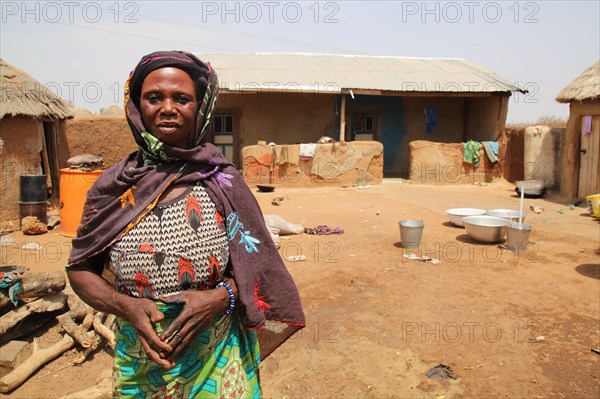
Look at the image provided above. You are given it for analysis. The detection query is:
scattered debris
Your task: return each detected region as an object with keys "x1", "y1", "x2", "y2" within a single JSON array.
[
  {"x1": 47, "y1": 215, "x2": 60, "y2": 229},
  {"x1": 403, "y1": 253, "x2": 441, "y2": 264},
  {"x1": 556, "y1": 208, "x2": 564, "y2": 214},
  {"x1": 263, "y1": 214, "x2": 304, "y2": 235},
  {"x1": 271, "y1": 196, "x2": 285, "y2": 206},
  {"x1": 463, "y1": 364, "x2": 483, "y2": 371},
  {"x1": 426, "y1": 364, "x2": 457, "y2": 380},
  {"x1": 534, "y1": 336, "x2": 545, "y2": 342},
  {"x1": 0, "y1": 235, "x2": 15, "y2": 246},
  {"x1": 67, "y1": 154, "x2": 104, "y2": 171},
  {"x1": 21, "y1": 217, "x2": 48, "y2": 235},
  {"x1": 529, "y1": 205, "x2": 544, "y2": 214},
  {"x1": 285, "y1": 255, "x2": 306, "y2": 262},
  {"x1": 592, "y1": 348, "x2": 600, "y2": 355},
  {"x1": 317, "y1": 136, "x2": 335, "y2": 144},
  {"x1": 304, "y1": 225, "x2": 344, "y2": 235},
  {"x1": 21, "y1": 243, "x2": 42, "y2": 251}
]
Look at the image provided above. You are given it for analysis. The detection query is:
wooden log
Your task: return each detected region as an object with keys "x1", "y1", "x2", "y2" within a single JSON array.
[
  {"x1": 0, "y1": 292, "x2": 67, "y2": 339},
  {"x1": 0, "y1": 334, "x2": 75, "y2": 393},
  {"x1": 74, "y1": 332, "x2": 101, "y2": 364},
  {"x1": 92, "y1": 312, "x2": 115, "y2": 349},
  {"x1": 1, "y1": 312, "x2": 62, "y2": 343},
  {"x1": 104, "y1": 314, "x2": 116, "y2": 329},
  {"x1": 0, "y1": 271, "x2": 66, "y2": 309},
  {"x1": 64, "y1": 287, "x2": 90, "y2": 320},
  {"x1": 56, "y1": 313, "x2": 92, "y2": 348},
  {"x1": 82, "y1": 307, "x2": 94, "y2": 329}
]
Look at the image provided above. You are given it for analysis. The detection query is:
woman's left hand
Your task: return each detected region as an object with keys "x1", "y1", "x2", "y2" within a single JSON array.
[{"x1": 158, "y1": 286, "x2": 231, "y2": 362}]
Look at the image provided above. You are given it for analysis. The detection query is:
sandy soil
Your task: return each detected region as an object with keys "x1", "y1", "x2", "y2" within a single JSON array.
[{"x1": 1, "y1": 179, "x2": 599, "y2": 398}]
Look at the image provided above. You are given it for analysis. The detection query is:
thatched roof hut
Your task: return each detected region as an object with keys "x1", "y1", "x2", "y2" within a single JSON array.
[
  {"x1": 0, "y1": 59, "x2": 73, "y2": 119},
  {"x1": 555, "y1": 60, "x2": 600, "y2": 199},
  {"x1": 0, "y1": 59, "x2": 74, "y2": 232},
  {"x1": 556, "y1": 61, "x2": 600, "y2": 103}
]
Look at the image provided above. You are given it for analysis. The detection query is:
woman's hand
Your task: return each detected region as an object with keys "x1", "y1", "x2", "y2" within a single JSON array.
[
  {"x1": 158, "y1": 281, "x2": 235, "y2": 362},
  {"x1": 67, "y1": 269, "x2": 173, "y2": 368},
  {"x1": 119, "y1": 296, "x2": 173, "y2": 368}
]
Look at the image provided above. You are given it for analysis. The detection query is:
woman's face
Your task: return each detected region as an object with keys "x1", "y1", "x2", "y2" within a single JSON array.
[{"x1": 140, "y1": 67, "x2": 197, "y2": 148}]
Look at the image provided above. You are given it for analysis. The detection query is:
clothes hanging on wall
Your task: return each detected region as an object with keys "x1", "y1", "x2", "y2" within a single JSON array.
[
  {"x1": 582, "y1": 115, "x2": 592, "y2": 136},
  {"x1": 424, "y1": 108, "x2": 438, "y2": 136},
  {"x1": 482, "y1": 141, "x2": 499, "y2": 163},
  {"x1": 463, "y1": 140, "x2": 481, "y2": 167}
]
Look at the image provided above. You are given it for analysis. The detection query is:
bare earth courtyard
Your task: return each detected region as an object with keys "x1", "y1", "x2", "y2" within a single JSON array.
[{"x1": 2, "y1": 179, "x2": 599, "y2": 398}]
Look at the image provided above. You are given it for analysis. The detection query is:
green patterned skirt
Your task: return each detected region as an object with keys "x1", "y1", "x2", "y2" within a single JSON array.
[{"x1": 112, "y1": 303, "x2": 261, "y2": 398}]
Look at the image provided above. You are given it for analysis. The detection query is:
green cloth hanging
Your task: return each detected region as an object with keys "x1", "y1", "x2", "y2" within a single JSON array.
[{"x1": 463, "y1": 140, "x2": 481, "y2": 167}]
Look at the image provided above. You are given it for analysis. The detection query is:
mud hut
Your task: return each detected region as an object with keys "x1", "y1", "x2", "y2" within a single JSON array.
[
  {"x1": 197, "y1": 53, "x2": 524, "y2": 176},
  {"x1": 556, "y1": 60, "x2": 600, "y2": 199},
  {"x1": 0, "y1": 59, "x2": 73, "y2": 232}
]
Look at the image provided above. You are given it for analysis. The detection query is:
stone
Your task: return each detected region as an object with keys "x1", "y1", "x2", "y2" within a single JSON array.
[{"x1": 21, "y1": 216, "x2": 48, "y2": 235}]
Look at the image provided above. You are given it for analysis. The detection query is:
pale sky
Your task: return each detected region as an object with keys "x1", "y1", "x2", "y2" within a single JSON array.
[{"x1": 1, "y1": 0, "x2": 599, "y2": 123}]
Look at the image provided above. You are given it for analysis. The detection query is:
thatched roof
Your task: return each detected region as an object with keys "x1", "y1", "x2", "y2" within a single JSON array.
[
  {"x1": 556, "y1": 60, "x2": 600, "y2": 103},
  {"x1": 0, "y1": 59, "x2": 74, "y2": 119}
]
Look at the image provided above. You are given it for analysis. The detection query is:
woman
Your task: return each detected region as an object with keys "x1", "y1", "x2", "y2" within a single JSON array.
[{"x1": 67, "y1": 51, "x2": 305, "y2": 398}]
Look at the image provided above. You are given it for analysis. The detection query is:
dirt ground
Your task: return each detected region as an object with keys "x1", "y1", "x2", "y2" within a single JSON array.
[{"x1": 1, "y1": 178, "x2": 599, "y2": 398}]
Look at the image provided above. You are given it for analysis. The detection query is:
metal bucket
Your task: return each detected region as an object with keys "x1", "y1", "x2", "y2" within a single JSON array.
[
  {"x1": 506, "y1": 223, "x2": 532, "y2": 252},
  {"x1": 399, "y1": 220, "x2": 424, "y2": 250}
]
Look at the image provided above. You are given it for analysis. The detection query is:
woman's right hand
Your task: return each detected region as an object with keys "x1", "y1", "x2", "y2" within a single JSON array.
[
  {"x1": 119, "y1": 295, "x2": 174, "y2": 368},
  {"x1": 67, "y1": 269, "x2": 175, "y2": 368}
]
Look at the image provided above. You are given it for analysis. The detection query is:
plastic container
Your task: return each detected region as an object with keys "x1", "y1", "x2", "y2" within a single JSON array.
[
  {"x1": 19, "y1": 174, "x2": 47, "y2": 202},
  {"x1": 399, "y1": 220, "x2": 424, "y2": 250},
  {"x1": 59, "y1": 168, "x2": 104, "y2": 237},
  {"x1": 586, "y1": 194, "x2": 600, "y2": 218},
  {"x1": 506, "y1": 223, "x2": 532, "y2": 252}
]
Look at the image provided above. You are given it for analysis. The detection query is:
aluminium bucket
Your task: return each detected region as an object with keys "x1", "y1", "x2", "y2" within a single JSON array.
[
  {"x1": 399, "y1": 220, "x2": 424, "y2": 250},
  {"x1": 506, "y1": 223, "x2": 532, "y2": 252}
]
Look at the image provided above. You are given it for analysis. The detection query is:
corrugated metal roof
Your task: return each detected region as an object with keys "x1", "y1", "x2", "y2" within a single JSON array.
[{"x1": 195, "y1": 53, "x2": 524, "y2": 94}]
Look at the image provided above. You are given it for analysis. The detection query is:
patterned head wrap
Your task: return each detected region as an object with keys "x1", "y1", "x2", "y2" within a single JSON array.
[{"x1": 123, "y1": 50, "x2": 219, "y2": 164}]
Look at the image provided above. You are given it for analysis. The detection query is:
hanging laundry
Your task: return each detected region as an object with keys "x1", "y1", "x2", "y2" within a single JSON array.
[
  {"x1": 463, "y1": 140, "x2": 481, "y2": 167},
  {"x1": 582, "y1": 115, "x2": 592, "y2": 136},
  {"x1": 300, "y1": 143, "x2": 317, "y2": 159},
  {"x1": 424, "y1": 108, "x2": 438, "y2": 136},
  {"x1": 482, "y1": 141, "x2": 499, "y2": 163}
]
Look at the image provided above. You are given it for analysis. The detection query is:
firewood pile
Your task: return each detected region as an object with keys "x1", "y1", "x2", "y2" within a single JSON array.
[{"x1": 0, "y1": 266, "x2": 115, "y2": 394}]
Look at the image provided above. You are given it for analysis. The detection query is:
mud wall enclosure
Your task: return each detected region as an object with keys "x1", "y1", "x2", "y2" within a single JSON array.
[
  {"x1": 0, "y1": 117, "x2": 44, "y2": 228},
  {"x1": 242, "y1": 141, "x2": 384, "y2": 187},
  {"x1": 60, "y1": 115, "x2": 135, "y2": 168},
  {"x1": 408, "y1": 138, "x2": 506, "y2": 184}
]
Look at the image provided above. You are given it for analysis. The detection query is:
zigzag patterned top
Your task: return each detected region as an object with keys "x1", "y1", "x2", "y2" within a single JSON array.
[{"x1": 109, "y1": 184, "x2": 228, "y2": 299}]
